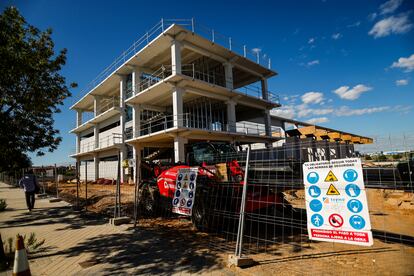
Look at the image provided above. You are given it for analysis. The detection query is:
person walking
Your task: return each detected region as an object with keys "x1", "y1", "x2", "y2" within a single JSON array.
[{"x1": 19, "y1": 170, "x2": 39, "y2": 211}]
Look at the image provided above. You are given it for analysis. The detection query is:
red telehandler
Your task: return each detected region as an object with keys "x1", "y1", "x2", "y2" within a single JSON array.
[{"x1": 138, "y1": 142, "x2": 292, "y2": 231}]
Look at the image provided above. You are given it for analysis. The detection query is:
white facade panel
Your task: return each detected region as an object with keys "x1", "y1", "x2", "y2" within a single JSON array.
[
  {"x1": 99, "y1": 160, "x2": 118, "y2": 180},
  {"x1": 79, "y1": 161, "x2": 95, "y2": 181}
]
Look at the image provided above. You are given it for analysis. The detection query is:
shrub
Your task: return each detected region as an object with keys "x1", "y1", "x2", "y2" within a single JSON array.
[
  {"x1": 0, "y1": 199, "x2": 6, "y2": 212},
  {"x1": 3, "y1": 233, "x2": 45, "y2": 254}
]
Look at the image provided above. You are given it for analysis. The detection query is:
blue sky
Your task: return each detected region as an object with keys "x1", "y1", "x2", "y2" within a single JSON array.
[{"x1": 1, "y1": 0, "x2": 413, "y2": 165}]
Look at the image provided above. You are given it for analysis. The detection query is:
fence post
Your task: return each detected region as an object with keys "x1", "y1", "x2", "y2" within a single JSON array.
[
  {"x1": 161, "y1": 18, "x2": 164, "y2": 32},
  {"x1": 191, "y1": 18, "x2": 195, "y2": 33},
  {"x1": 55, "y1": 163, "x2": 58, "y2": 199},
  {"x1": 234, "y1": 145, "x2": 251, "y2": 258},
  {"x1": 85, "y1": 160, "x2": 88, "y2": 212},
  {"x1": 76, "y1": 160, "x2": 80, "y2": 209}
]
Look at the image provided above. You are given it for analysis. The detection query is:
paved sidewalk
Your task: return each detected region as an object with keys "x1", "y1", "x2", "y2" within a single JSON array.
[{"x1": 0, "y1": 182, "x2": 230, "y2": 275}]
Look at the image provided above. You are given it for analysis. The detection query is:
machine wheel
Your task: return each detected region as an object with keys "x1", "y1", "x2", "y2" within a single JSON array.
[
  {"x1": 192, "y1": 196, "x2": 209, "y2": 231},
  {"x1": 139, "y1": 183, "x2": 159, "y2": 216}
]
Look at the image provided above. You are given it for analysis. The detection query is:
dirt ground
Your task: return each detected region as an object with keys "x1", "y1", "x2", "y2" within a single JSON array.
[{"x1": 42, "y1": 181, "x2": 414, "y2": 275}]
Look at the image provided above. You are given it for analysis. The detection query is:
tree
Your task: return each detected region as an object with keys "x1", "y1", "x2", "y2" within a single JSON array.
[{"x1": 0, "y1": 7, "x2": 76, "y2": 171}]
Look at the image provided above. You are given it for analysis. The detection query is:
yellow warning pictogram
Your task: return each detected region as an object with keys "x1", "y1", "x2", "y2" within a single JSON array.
[
  {"x1": 326, "y1": 184, "x2": 340, "y2": 195},
  {"x1": 184, "y1": 174, "x2": 188, "y2": 181},
  {"x1": 324, "y1": 170, "x2": 338, "y2": 182}
]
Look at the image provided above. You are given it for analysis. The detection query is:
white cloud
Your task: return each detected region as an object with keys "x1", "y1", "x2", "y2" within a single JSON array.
[
  {"x1": 297, "y1": 107, "x2": 334, "y2": 118},
  {"x1": 380, "y1": 0, "x2": 403, "y2": 15},
  {"x1": 369, "y1": 13, "x2": 413, "y2": 38},
  {"x1": 307, "y1": 60, "x2": 320, "y2": 67},
  {"x1": 301, "y1": 92, "x2": 324, "y2": 104},
  {"x1": 333, "y1": 84, "x2": 372, "y2": 100},
  {"x1": 391, "y1": 54, "x2": 414, "y2": 72},
  {"x1": 308, "y1": 37, "x2": 316, "y2": 44},
  {"x1": 270, "y1": 105, "x2": 295, "y2": 119},
  {"x1": 396, "y1": 79, "x2": 409, "y2": 86},
  {"x1": 335, "y1": 106, "x2": 390, "y2": 116},
  {"x1": 306, "y1": 117, "x2": 329, "y2": 124},
  {"x1": 347, "y1": 21, "x2": 361, "y2": 27},
  {"x1": 332, "y1": 33, "x2": 342, "y2": 40}
]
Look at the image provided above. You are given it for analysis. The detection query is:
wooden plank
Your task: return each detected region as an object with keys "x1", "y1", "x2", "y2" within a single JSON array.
[
  {"x1": 297, "y1": 126, "x2": 317, "y2": 135},
  {"x1": 328, "y1": 132, "x2": 341, "y2": 140}
]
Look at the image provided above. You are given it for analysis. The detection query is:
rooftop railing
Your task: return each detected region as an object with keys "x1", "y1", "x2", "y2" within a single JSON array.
[{"x1": 74, "y1": 18, "x2": 273, "y2": 105}]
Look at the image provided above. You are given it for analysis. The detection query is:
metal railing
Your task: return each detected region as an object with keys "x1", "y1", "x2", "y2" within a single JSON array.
[
  {"x1": 99, "y1": 133, "x2": 123, "y2": 149},
  {"x1": 128, "y1": 113, "x2": 281, "y2": 138},
  {"x1": 98, "y1": 96, "x2": 120, "y2": 115},
  {"x1": 126, "y1": 64, "x2": 280, "y2": 105},
  {"x1": 74, "y1": 18, "x2": 273, "y2": 105},
  {"x1": 77, "y1": 133, "x2": 123, "y2": 154}
]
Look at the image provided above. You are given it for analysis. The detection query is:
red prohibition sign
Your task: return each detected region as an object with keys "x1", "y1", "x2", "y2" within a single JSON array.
[{"x1": 329, "y1": 213, "x2": 344, "y2": 228}]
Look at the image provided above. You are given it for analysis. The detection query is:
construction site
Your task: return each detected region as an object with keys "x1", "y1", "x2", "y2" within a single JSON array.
[{"x1": 1, "y1": 18, "x2": 413, "y2": 275}]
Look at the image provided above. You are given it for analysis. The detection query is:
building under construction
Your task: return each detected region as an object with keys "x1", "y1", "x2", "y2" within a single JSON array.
[{"x1": 70, "y1": 19, "x2": 372, "y2": 182}]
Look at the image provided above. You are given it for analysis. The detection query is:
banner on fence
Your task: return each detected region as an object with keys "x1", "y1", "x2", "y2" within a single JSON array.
[
  {"x1": 303, "y1": 158, "x2": 373, "y2": 246},
  {"x1": 172, "y1": 168, "x2": 198, "y2": 216}
]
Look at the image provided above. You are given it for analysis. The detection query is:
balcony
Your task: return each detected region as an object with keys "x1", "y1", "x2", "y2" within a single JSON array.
[
  {"x1": 74, "y1": 133, "x2": 123, "y2": 156},
  {"x1": 126, "y1": 113, "x2": 281, "y2": 141},
  {"x1": 125, "y1": 64, "x2": 280, "y2": 105},
  {"x1": 70, "y1": 97, "x2": 121, "y2": 134}
]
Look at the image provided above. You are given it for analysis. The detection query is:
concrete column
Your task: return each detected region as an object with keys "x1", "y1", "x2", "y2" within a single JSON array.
[
  {"x1": 174, "y1": 136, "x2": 187, "y2": 163},
  {"x1": 76, "y1": 110, "x2": 83, "y2": 127},
  {"x1": 261, "y1": 78, "x2": 268, "y2": 100},
  {"x1": 76, "y1": 133, "x2": 81, "y2": 153},
  {"x1": 94, "y1": 153, "x2": 99, "y2": 180},
  {"x1": 132, "y1": 67, "x2": 141, "y2": 94},
  {"x1": 171, "y1": 40, "x2": 182, "y2": 75},
  {"x1": 94, "y1": 123, "x2": 99, "y2": 149},
  {"x1": 119, "y1": 74, "x2": 127, "y2": 184},
  {"x1": 224, "y1": 62, "x2": 234, "y2": 90},
  {"x1": 120, "y1": 145, "x2": 127, "y2": 184},
  {"x1": 132, "y1": 104, "x2": 141, "y2": 138},
  {"x1": 226, "y1": 99, "x2": 236, "y2": 132},
  {"x1": 172, "y1": 87, "x2": 184, "y2": 128},
  {"x1": 93, "y1": 95, "x2": 102, "y2": 117}
]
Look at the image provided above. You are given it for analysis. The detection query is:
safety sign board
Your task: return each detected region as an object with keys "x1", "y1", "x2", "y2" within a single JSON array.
[
  {"x1": 172, "y1": 168, "x2": 198, "y2": 216},
  {"x1": 303, "y1": 158, "x2": 373, "y2": 246}
]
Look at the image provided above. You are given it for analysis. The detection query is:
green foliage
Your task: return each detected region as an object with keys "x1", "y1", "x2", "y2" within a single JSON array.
[
  {"x1": 3, "y1": 233, "x2": 45, "y2": 254},
  {"x1": 364, "y1": 155, "x2": 372, "y2": 160},
  {"x1": 0, "y1": 199, "x2": 6, "y2": 211},
  {"x1": 0, "y1": 7, "x2": 76, "y2": 171},
  {"x1": 392, "y1": 154, "x2": 402, "y2": 160},
  {"x1": 377, "y1": 155, "x2": 387, "y2": 161}
]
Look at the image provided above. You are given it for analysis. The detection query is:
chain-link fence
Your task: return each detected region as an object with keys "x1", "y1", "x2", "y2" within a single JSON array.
[{"x1": 1, "y1": 138, "x2": 413, "y2": 273}]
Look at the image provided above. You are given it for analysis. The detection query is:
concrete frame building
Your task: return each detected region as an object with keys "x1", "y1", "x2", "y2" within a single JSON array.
[
  {"x1": 70, "y1": 19, "x2": 282, "y2": 182},
  {"x1": 70, "y1": 19, "x2": 372, "y2": 182}
]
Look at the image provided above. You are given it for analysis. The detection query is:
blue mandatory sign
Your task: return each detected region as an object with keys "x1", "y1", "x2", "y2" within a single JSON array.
[
  {"x1": 308, "y1": 185, "x2": 321, "y2": 198},
  {"x1": 307, "y1": 172, "x2": 319, "y2": 184},
  {"x1": 349, "y1": 215, "x2": 366, "y2": 230},
  {"x1": 309, "y1": 199, "x2": 323, "y2": 212},
  {"x1": 311, "y1": 214, "x2": 324, "y2": 227},
  {"x1": 173, "y1": 198, "x2": 179, "y2": 206},
  {"x1": 345, "y1": 184, "x2": 361, "y2": 197},
  {"x1": 347, "y1": 199, "x2": 363, "y2": 213},
  {"x1": 178, "y1": 173, "x2": 183, "y2": 181},
  {"x1": 344, "y1": 169, "x2": 358, "y2": 182}
]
